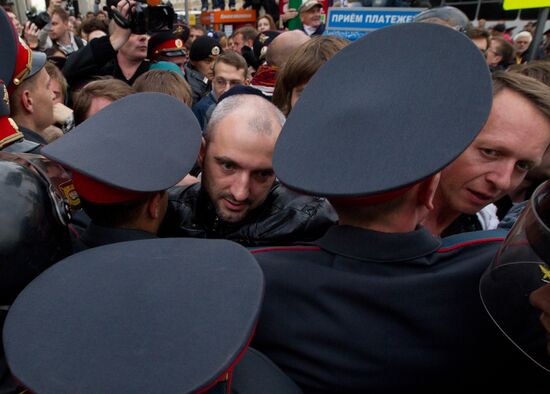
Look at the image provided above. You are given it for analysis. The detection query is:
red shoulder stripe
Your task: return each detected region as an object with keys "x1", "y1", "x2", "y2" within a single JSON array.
[
  {"x1": 437, "y1": 237, "x2": 505, "y2": 253},
  {"x1": 251, "y1": 246, "x2": 321, "y2": 254}
]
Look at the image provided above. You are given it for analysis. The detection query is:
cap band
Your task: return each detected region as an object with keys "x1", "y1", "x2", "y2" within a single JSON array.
[
  {"x1": 9, "y1": 38, "x2": 32, "y2": 94},
  {"x1": 0, "y1": 117, "x2": 23, "y2": 149},
  {"x1": 72, "y1": 171, "x2": 146, "y2": 204}
]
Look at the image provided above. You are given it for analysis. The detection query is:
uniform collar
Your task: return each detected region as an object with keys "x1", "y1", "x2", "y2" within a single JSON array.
[
  {"x1": 81, "y1": 222, "x2": 157, "y2": 249},
  {"x1": 315, "y1": 225, "x2": 441, "y2": 263}
]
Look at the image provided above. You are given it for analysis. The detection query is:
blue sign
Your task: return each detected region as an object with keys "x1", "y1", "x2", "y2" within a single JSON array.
[{"x1": 325, "y1": 7, "x2": 424, "y2": 40}]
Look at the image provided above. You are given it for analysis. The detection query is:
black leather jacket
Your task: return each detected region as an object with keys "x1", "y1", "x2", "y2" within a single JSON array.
[{"x1": 159, "y1": 182, "x2": 338, "y2": 246}]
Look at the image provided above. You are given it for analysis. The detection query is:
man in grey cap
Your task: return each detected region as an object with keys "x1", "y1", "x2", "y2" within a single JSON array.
[{"x1": 299, "y1": 0, "x2": 325, "y2": 36}]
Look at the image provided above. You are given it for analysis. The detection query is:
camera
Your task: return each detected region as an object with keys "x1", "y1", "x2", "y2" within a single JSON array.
[
  {"x1": 25, "y1": 10, "x2": 51, "y2": 30},
  {"x1": 106, "y1": 0, "x2": 175, "y2": 34}
]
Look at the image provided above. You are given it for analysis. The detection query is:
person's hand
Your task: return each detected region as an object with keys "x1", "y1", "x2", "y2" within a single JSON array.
[
  {"x1": 53, "y1": 103, "x2": 73, "y2": 124},
  {"x1": 109, "y1": 0, "x2": 135, "y2": 51},
  {"x1": 23, "y1": 22, "x2": 40, "y2": 50},
  {"x1": 281, "y1": 8, "x2": 299, "y2": 22},
  {"x1": 47, "y1": 0, "x2": 63, "y2": 15}
]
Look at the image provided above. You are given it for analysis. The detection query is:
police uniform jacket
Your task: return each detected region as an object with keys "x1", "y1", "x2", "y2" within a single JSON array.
[
  {"x1": 74, "y1": 222, "x2": 157, "y2": 252},
  {"x1": 251, "y1": 225, "x2": 549, "y2": 393},
  {"x1": 159, "y1": 181, "x2": 337, "y2": 247},
  {"x1": 19, "y1": 125, "x2": 47, "y2": 146},
  {"x1": 62, "y1": 35, "x2": 150, "y2": 87}
]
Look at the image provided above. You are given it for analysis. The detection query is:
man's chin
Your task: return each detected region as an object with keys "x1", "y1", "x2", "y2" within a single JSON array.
[{"x1": 216, "y1": 207, "x2": 248, "y2": 223}]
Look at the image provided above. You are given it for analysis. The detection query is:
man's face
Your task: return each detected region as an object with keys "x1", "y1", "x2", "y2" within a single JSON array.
[
  {"x1": 485, "y1": 40, "x2": 502, "y2": 67},
  {"x1": 195, "y1": 57, "x2": 216, "y2": 79},
  {"x1": 438, "y1": 88, "x2": 550, "y2": 216},
  {"x1": 514, "y1": 36, "x2": 532, "y2": 54},
  {"x1": 212, "y1": 62, "x2": 246, "y2": 98},
  {"x1": 200, "y1": 112, "x2": 280, "y2": 223},
  {"x1": 49, "y1": 13, "x2": 68, "y2": 41},
  {"x1": 86, "y1": 96, "x2": 113, "y2": 120},
  {"x1": 159, "y1": 54, "x2": 188, "y2": 74},
  {"x1": 230, "y1": 33, "x2": 246, "y2": 53},
  {"x1": 29, "y1": 68, "x2": 55, "y2": 131},
  {"x1": 50, "y1": 78, "x2": 64, "y2": 105},
  {"x1": 189, "y1": 28, "x2": 205, "y2": 44},
  {"x1": 471, "y1": 37, "x2": 488, "y2": 53},
  {"x1": 300, "y1": 6, "x2": 322, "y2": 28},
  {"x1": 119, "y1": 34, "x2": 149, "y2": 62}
]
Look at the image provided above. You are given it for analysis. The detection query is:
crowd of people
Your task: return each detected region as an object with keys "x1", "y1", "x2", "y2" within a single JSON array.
[{"x1": 2, "y1": 0, "x2": 550, "y2": 392}]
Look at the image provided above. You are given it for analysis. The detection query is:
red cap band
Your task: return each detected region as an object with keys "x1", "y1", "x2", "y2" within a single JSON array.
[
  {"x1": 0, "y1": 116, "x2": 23, "y2": 149},
  {"x1": 152, "y1": 39, "x2": 186, "y2": 59},
  {"x1": 72, "y1": 171, "x2": 146, "y2": 204},
  {"x1": 9, "y1": 38, "x2": 32, "y2": 94}
]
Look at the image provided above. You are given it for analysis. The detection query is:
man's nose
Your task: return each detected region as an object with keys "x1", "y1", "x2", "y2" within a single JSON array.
[
  {"x1": 230, "y1": 173, "x2": 251, "y2": 202},
  {"x1": 485, "y1": 161, "x2": 516, "y2": 193}
]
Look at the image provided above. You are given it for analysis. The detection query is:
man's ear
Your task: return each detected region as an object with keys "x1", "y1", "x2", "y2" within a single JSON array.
[
  {"x1": 147, "y1": 192, "x2": 163, "y2": 219},
  {"x1": 417, "y1": 173, "x2": 441, "y2": 211},
  {"x1": 21, "y1": 89, "x2": 33, "y2": 113},
  {"x1": 197, "y1": 137, "x2": 206, "y2": 168}
]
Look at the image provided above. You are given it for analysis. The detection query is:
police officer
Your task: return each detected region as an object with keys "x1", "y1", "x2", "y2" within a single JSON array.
[
  {"x1": 41, "y1": 92, "x2": 202, "y2": 250},
  {"x1": 147, "y1": 26, "x2": 190, "y2": 74},
  {"x1": 0, "y1": 7, "x2": 45, "y2": 153},
  {"x1": 3, "y1": 238, "x2": 302, "y2": 393},
  {"x1": 250, "y1": 23, "x2": 549, "y2": 392}
]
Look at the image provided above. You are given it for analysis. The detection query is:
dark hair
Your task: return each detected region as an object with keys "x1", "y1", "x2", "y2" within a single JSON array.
[
  {"x1": 80, "y1": 195, "x2": 152, "y2": 228},
  {"x1": 79, "y1": 17, "x2": 108, "y2": 36}
]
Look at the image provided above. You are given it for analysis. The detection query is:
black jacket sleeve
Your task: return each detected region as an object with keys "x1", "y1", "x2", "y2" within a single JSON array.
[{"x1": 62, "y1": 35, "x2": 117, "y2": 87}]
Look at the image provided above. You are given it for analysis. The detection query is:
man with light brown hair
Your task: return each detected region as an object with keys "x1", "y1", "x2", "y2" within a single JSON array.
[
  {"x1": 134, "y1": 70, "x2": 193, "y2": 107},
  {"x1": 424, "y1": 71, "x2": 550, "y2": 236},
  {"x1": 72, "y1": 78, "x2": 135, "y2": 125}
]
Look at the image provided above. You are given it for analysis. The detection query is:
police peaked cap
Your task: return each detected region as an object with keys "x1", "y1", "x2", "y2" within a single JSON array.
[
  {"x1": 273, "y1": 23, "x2": 492, "y2": 197},
  {"x1": 190, "y1": 36, "x2": 222, "y2": 62},
  {"x1": 0, "y1": 8, "x2": 46, "y2": 93},
  {"x1": 42, "y1": 92, "x2": 202, "y2": 203},
  {"x1": 3, "y1": 238, "x2": 265, "y2": 393},
  {"x1": 147, "y1": 27, "x2": 189, "y2": 60}
]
